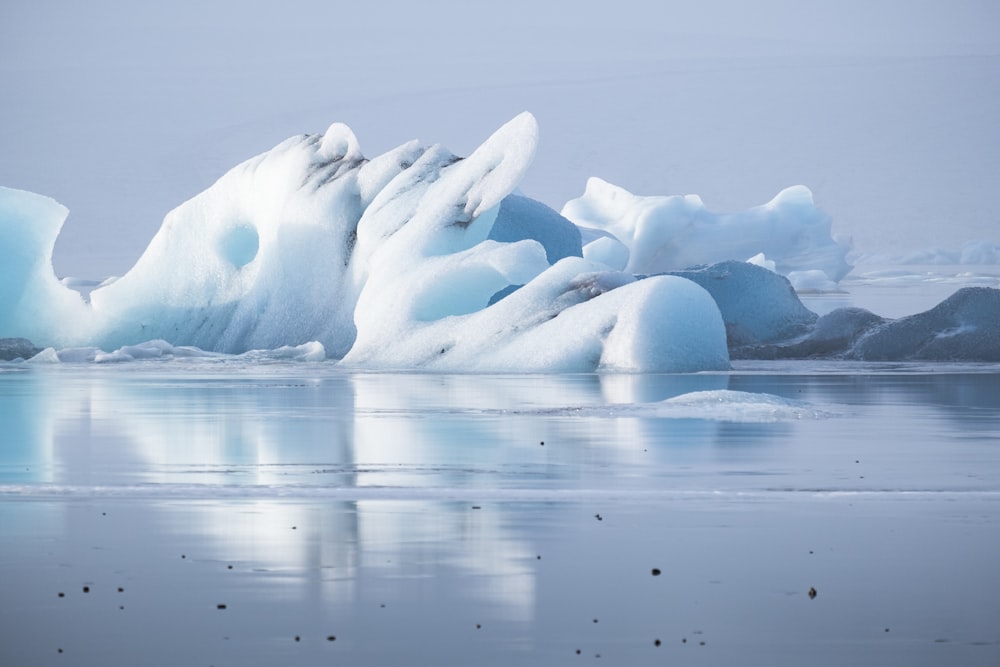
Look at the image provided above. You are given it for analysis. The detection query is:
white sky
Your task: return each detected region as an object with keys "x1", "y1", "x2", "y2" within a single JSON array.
[{"x1": 2, "y1": 0, "x2": 998, "y2": 277}]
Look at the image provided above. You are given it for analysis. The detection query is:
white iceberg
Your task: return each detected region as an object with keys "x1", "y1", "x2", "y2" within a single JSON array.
[
  {"x1": 562, "y1": 176, "x2": 852, "y2": 283},
  {"x1": 0, "y1": 113, "x2": 729, "y2": 372}
]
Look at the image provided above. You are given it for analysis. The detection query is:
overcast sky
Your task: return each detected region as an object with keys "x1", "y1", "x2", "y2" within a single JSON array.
[{"x1": 2, "y1": 1, "x2": 998, "y2": 277}]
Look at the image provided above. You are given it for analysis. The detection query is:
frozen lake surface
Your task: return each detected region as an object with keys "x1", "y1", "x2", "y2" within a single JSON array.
[{"x1": 2, "y1": 359, "x2": 999, "y2": 666}]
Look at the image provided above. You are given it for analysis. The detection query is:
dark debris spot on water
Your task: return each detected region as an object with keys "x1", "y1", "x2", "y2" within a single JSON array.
[
  {"x1": 808, "y1": 587, "x2": 817, "y2": 599},
  {"x1": 594, "y1": 514, "x2": 603, "y2": 521},
  {"x1": 294, "y1": 636, "x2": 301, "y2": 642},
  {"x1": 58, "y1": 592, "x2": 65, "y2": 598},
  {"x1": 651, "y1": 568, "x2": 661, "y2": 576},
  {"x1": 326, "y1": 635, "x2": 336, "y2": 641},
  {"x1": 117, "y1": 587, "x2": 124, "y2": 593},
  {"x1": 654, "y1": 639, "x2": 661, "y2": 646},
  {"x1": 82, "y1": 586, "x2": 90, "y2": 593},
  {"x1": 217, "y1": 604, "x2": 227, "y2": 610}
]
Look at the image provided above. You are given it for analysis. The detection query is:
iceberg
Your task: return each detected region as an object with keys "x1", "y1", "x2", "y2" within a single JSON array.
[
  {"x1": 0, "y1": 114, "x2": 729, "y2": 372},
  {"x1": 562, "y1": 176, "x2": 852, "y2": 283},
  {"x1": 2, "y1": 113, "x2": 998, "y2": 369}
]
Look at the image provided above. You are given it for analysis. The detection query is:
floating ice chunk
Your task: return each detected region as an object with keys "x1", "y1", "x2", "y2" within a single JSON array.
[
  {"x1": 517, "y1": 389, "x2": 836, "y2": 422},
  {"x1": 654, "y1": 390, "x2": 836, "y2": 422},
  {"x1": 851, "y1": 287, "x2": 1000, "y2": 361},
  {"x1": 562, "y1": 178, "x2": 851, "y2": 281},
  {"x1": 669, "y1": 261, "x2": 817, "y2": 347}
]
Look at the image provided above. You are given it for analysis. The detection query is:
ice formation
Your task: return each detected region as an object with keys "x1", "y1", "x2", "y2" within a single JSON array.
[
  {"x1": 0, "y1": 114, "x2": 729, "y2": 372},
  {"x1": 2, "y1": 113, "x2": 998, "y2": 369},
  {"x1": 562, "y1": 177, "x2": 852, "y2": 283}
]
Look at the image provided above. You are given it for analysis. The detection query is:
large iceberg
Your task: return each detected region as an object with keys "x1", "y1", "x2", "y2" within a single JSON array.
[
  {"x1": 0, "y1": 114, "x2": 728, "y2": 372},
  {"x1": 2, "y1": 113, "x2": 997, "y2": 369}
]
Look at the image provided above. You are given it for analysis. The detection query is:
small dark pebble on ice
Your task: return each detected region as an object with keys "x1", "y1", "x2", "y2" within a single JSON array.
[
  {"x1": 57, "y1": 648, "x2": 63, "y2": 654},
  {"x1": 575, "y1": 649, "x2": 581, "y2": 655},
  {"x1": 217, "y1": 604, "x2": 227, "y2": 610},
  {"x1": 593, "y1": 618, "x2": 598, "y2": 624},
  {"x1": 326, "y1": 635, "x2": 336, "y2": 641},
  {"x1": 654, "y1": 639, "x2": 661, "y2": 646},
  {"x1": 651, "y1": 568, "x2": 661, "y2": 576},
  {"x1": 227, "y1": 565, "x2": 233, "y2": 570},
  {"x1": 294, "y1": 636, "x2": 300, "y2": 642},
  {"x1": 181, "y1": 554, "x2": 186, "y2": 559},
  {"x1": 808, "y1": 587, "x2": 817, "y2": 599},
  {"x1": 540, "y1": 441, "x2": 544, "y2": 446},
  {"x1": 82, "y1": 586, "x2": 90, "y2": 593},
  {"x1": 476, "y1": 624, "x2": 481, "y2": 629},
  {"x1": 682, "y1": 638, "x2": 687, "y2": 643},
  {"x1": 117, "y1": 587, "x2": 124, "y2": 593},
  {"x1": 291, "y1": 526, "x2": 297, "y2": 530},
  {"x1": 58, "y1": 592, "x2": 64, "y2": 598}
]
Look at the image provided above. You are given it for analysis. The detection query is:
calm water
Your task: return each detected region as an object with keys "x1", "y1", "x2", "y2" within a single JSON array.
[{"x1": 2, "y1": 362, "x2": 999, "y2": 666}]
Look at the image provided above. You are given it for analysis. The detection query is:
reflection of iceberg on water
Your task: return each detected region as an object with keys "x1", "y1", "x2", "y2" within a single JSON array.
[{"x1": 2, "y1": 112, "x2": 998, "y2": 367}]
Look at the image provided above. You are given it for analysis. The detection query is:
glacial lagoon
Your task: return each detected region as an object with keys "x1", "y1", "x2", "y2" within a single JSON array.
[{"x1": 2, "y1": 360, "x2": 998, "y2": 666}]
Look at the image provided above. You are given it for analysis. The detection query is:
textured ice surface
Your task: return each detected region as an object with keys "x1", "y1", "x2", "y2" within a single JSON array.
[{"x1": 0, "y1": 115, "x2": 729, "y2": 372}]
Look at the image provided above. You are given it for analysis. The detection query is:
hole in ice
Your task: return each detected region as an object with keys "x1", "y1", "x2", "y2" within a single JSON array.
[{"x1": 219, "y1": 223, "x2": 259, "y2": 268}]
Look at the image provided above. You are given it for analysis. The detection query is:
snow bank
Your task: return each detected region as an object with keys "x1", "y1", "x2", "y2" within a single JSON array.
[{"x1": 562, "y1": 177, "x2": 852, "y2": 283}]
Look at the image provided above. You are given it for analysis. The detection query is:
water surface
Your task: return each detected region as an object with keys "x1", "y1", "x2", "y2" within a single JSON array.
[{"x1": 1, "y1": 363, "x2": 998, "y2": 666}]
